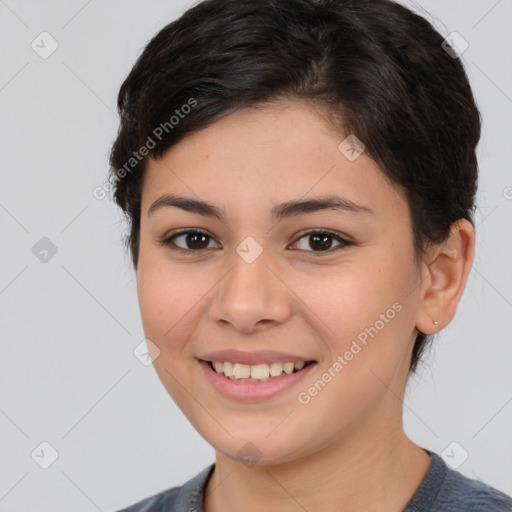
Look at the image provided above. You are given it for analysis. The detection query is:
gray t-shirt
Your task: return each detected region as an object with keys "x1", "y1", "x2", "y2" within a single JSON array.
[{"x1": 116, "y1": 450, "x2": 512, "y2": 511}]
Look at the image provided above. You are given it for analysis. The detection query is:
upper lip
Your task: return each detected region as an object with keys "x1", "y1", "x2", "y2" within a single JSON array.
[{"x1": 198, "y1": 350, "x2": 316, "y2": 366}]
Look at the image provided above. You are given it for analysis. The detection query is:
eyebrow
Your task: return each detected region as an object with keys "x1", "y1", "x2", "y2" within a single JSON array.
[{"x1": 147, "y1": 193, "x2": 374, "y2": 221}]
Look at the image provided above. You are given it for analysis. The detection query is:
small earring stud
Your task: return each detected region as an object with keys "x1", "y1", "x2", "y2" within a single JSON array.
[{"x1": 433, "y1": 320, "x2": 438, "y2": 325}]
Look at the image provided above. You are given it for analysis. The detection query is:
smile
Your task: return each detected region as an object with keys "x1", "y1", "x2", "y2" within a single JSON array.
[
  {"x1": 199, "y1": 359, "x2": 317, "y2": 401},
  {"x1": 208, "y1": 360, "x2": 312, "y2": 381}
]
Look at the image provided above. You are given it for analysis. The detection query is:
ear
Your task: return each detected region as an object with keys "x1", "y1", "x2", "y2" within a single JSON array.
[{"x1": 415, "y1": 219, "x2": 475, "y2": 335}]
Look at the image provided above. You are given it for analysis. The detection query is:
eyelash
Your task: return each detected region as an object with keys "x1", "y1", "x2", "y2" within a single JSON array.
[{"x1": 159, "y1": 228, "x2": 353, "y2": 257}]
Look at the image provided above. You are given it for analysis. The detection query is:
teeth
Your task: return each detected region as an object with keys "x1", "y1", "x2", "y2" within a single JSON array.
[
  {"x1": 210, "y1": 360, "x2": 308, "y2": 381},
  {"x1": 249, "y1": 363, "x2": 270, "y2": 380},
  {"x1": 233, "y1": 363, "x2": 251, "y2": 379},
  {"x1": 269, "y1": 362, "x2": 283, "y2": 377},
  {"x1": 223, "y1": 361, "x2": 234, "y2": 378},
  {"x1": 283, "y1": 362, "x2": 294, "y2": 374}
]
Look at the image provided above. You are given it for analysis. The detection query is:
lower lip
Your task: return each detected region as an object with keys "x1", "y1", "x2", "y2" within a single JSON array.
[{"x1": 198, "y1": 360, "x2": 317, "y2": 402}]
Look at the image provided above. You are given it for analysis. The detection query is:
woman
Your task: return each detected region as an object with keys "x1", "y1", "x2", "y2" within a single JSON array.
[{"x1": 110, "y1": 0, "x2": 512, "y2": 510}]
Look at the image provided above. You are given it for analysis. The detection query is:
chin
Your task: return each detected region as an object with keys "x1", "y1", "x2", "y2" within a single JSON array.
[{"x1": 208, "y1": 430, "x2": 311, "y2": 468}]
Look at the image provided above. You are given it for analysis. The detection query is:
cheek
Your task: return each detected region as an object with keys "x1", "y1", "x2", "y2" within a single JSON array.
[
  {"x1": 136, "y1": 262, "x2": 205, "y2": 410},
  {"x1": 136, "y1": 257, "x2": 202, "y2": 356},
  {"x1": 300, "y1": 256, "x2": 415, "y2": 374},
  {"x1": 293, "y1": 270, "x2": 410, "y2": 429},
  {"x1": 299, "y1": 261, "x2": 396, "y2": 336}
]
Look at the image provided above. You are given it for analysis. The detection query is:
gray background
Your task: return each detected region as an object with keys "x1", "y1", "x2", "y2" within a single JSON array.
[{"x1": 0, "y1": 1, "x2": 511, "y2": 511}]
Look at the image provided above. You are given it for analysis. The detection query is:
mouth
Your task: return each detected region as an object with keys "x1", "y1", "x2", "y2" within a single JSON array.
[
  {"x1": 198, "y1": 358, "x2": 318, "y2": 401},
  {"x1": 204, "y1": 359, "x2": 316, "y2": 382}
]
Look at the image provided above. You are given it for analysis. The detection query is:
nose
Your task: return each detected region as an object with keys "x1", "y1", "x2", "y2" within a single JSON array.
[{"x1": 208, "y1": 250, "x2": 292, "y2": 334}]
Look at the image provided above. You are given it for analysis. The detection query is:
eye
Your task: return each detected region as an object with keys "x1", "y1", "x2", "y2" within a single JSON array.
[
  {"x1": 159, "y1": 228, "x2": 352, "y2": 256},
  {"x1": 160, "y1": 229, "x2": 219, "y2": 252},
  {"x1": 290, "y1": 230, "x2": 352, "y2": 256}
]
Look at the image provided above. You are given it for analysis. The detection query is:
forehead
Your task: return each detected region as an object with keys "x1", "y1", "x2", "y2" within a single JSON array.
[{"x1": 141, "y1": 100, "x2": 406, "y2": 222}]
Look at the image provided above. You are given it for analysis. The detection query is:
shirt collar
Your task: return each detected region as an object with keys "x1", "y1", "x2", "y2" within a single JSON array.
[
  {"x1": 171, "y1": 449, "x2": 443, "y2": 511},
  {"x1": 172, "y1": 463, "x2": 216, "y2": 512}
]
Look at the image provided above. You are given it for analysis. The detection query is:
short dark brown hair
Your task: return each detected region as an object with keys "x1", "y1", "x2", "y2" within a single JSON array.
[{"x1": 108, "y1": 0, "x2": 481, "y2": 374}]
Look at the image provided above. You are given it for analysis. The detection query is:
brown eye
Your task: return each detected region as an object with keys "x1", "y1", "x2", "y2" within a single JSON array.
[
  {"x1": 160, "y1": 228, "x2": 352, "y2": 257},
  {"x1": 308, "y1": 233, "x2": 334, "y2": 251},
  {"x1": 291, "y1": 230, "x2": 352, "y2": 256},
  {"x1": 161, "y1": 229, "x2": 219, "y2": 251}
]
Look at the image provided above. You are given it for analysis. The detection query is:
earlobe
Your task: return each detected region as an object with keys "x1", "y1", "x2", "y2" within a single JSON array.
[{"x1": 415, "y1": 219, "x2": 475, "y2": 335}]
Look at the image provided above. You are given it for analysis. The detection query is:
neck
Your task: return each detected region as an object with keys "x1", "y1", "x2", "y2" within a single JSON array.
[{"x1": 204, "y1": 422, "x2": 430, "y2": 512}]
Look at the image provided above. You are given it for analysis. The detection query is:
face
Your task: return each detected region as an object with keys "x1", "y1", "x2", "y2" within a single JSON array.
[{"x1": 136, "y1": 100, "x2": 424, "y2": 467}]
